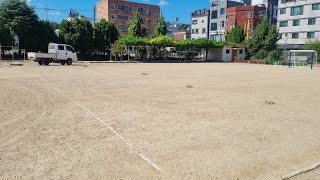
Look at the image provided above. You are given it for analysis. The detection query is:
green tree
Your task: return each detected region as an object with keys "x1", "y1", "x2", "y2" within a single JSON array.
[
  {"x1": 227, "y1": 25, "x2": 245, "y2": 44},
  {"x1": 94, "y1": 19, "x2": 119, "y2": 55},
  {"x1": 128, "y1": 12, "x2": 147, "y2": 38},
  {"x1": 305, "y1": 39, "x2": 320, "y2": 62},
  {"x1": 110, "y1": 40, "x2": 125, "y2": 61},
  {"x1": 0, "y1": 0, "x2": 38, "y2": 49},
  {"x1": 0, "y1": 24, "x2": 13, "y2": 45},
  {"x1": 24, "y1": 20, "x2": 58, "y2": 52},
  {"x1": 248, "y1": 17, "x2": 279, "y2": 60},
  {"x1": 150, "y1": 35, "x2": 173, "y2": 60},
  {"x1": 154, "y1": 13, "x2": 167, "y2": 37},
  {"x1": 59, "y1": 18, "x2": 94, "y2": 55}
]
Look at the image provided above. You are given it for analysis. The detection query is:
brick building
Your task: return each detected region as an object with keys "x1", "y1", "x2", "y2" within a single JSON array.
[
  {"x1": 173, "y1": 30, "x2": 191, "y2": 40},
  {"x1": 226, "y1": 6, "x2": 266, "y2": 38},
  {"x1": 96, "y1": 0, "x2": 160, "y2": 35}
]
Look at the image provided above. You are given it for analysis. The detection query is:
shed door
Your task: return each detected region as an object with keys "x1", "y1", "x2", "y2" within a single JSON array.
[{"x1": 231, "y1": 49, "x2": 237, "y2": 62}]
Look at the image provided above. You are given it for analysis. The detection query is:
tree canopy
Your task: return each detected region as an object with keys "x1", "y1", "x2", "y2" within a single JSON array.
[
  {"x1": 0, "y1": 23, "x2": 13, "y2": 45},
  {"x1": 305, "y1": 39, "x2": 320, "y2": 62},
  {"x1": 24, "y1": 20, "x2": 58, "y2": 52},
  {"x1": 248, "y1": 17, "x2": 280, "y2": 60},
  {"x1": 94, "y1": 19, "x2": 119, "y2": 54},
  {"x1": 227, "y1": 25, "x2": 245, "y2": 45},
  {"x1": 154, "y1": 13, "x2": 167, "y2": 37},
  {"x1": 59, "y1": 18, "x2": 94, "y2": 55},
  {"x1": 0, "y1": 0, "x2": 38, "y2": 49},
  {"x1": 128, "y1": 12, "x2": 147, "y2": 38}
]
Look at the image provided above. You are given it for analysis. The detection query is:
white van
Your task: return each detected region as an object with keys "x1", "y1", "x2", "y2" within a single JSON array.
[{"x1": 28, "y1": 43, "x2": 78, "y2": 65}]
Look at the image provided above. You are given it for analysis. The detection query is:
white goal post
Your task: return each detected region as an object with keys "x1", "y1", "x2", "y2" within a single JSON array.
[{"x1": 288, "y1": 50, "x2": 318, "y2": 69}]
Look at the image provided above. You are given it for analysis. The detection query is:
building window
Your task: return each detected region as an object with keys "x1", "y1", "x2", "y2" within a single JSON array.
[
  {"x1": 308, "y1": 18, "x2": 316, "y2": 25},
  {"x1": 249, "y1": 23, "x2": 252, "y2": 30},
  {"x1": 192, "y1": 20, "x2": 197, "y2": 25},
  {"x1": 280, "y1": 8, "x2": 286, "y2": 14},
  {"x1": 239, "y1": 49, "x2": 243, "y2": 54},
  {"x1": 111, "y1": 14, "x2": 116, "y2": 19},
  {"x1": 279, "y1": 21, "x2": 288, "y2": 27},
  {"x1": 292, "y1": 20, "x2": 300, "y2": 26},
  {"x1": 211, "y1": 10, "x2": 218, "y2": 19},
  {"x1": 202, "y1": 28, "x2": 206, "y2": 33},
  {"x1": 117, "y1": 15, "x2": 122, "y2": 19},
  {"x1": 220, "y1": 8, "x2": 225, "y2": 15},
  {"x1": 292, "y1": 33, "x2": 299, "y2": 39},
  {"x1": 211, "y1": 23, "x2": 217, "y2": 31},
  {"x1": 195, "y1": 29, "x2": 199, "y2": 34},
  {"x1": 118, "y1": 5, "x2": 122, "y2": 10},
  {"x1": 226, "y1": 13, "x2": 228, "y2": 19},
  {"x1": 226, "y1": 49, "x2": 230, "y2": 54},
  {"x1": 221, "y1": 21, "x2": 224, "y2": 28},
  {"x1": 279, "y1": 34, "x2": 282, "y2": 39},
  {"x1": 312, "y1": 3, "x2": 320, "y2": 10},
  {"x1": 247, "y1": 11, "x2": 253, "y2": 18},
  {"x1": 307, "y1": 32, "x2": 315, "y2": 39},
  {"x1": 111, "y1": 4, "x2": 115, "y2": 10},
  {"x1": 290, "y1": 6, "x2": 303, "y2": 16},
  {"x1": 212, "y1": 1, "x2": 218, "y2": 7}
]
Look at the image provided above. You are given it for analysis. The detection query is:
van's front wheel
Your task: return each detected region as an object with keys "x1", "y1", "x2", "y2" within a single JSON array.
[
  {"x1": 67, "y1": 59, "x2": 72, "y2": 65},
  {"x1": 38, "y1": 60, "x2": 43, "y2": 65},
  {"x1": 61, "y1": 61, "x2": 66, "y2": 65}
]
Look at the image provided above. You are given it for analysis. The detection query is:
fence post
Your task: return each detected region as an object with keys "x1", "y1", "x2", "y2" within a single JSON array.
[
  {"x1": 288, "y1": 51, "x2": 291, "y2": 68},
  {"x1": 12, "y1": 46, "x2": 14, "y2": 61},
  {"x1": 311, "y1": 51, "x2": 314, "y2": 70},
  {"x1": 0, "y1": 43, "x2": 2, "y2": 60}
]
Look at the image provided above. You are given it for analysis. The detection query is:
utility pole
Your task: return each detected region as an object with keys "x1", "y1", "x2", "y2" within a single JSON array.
[{"x1": 93, "y1": 5, "x2": 96, "y2": 25}]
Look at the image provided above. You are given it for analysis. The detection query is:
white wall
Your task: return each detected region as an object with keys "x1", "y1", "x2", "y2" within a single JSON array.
[
  {"x1": 207, "y1": 47, "x2": 246, "y2": 62},
  {"x1": 191, "y1": 16, "x2": 208, "y2": 39}
]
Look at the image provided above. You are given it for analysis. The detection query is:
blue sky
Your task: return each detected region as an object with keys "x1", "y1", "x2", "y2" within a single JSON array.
[{"x1": 29, "y1": 0, "x2": 210, "y2": 23}]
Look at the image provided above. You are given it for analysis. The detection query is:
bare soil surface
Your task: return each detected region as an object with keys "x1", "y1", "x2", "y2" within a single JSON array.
[{"x1": 1, "y1": 61, "x2": 320, "y2": 179}]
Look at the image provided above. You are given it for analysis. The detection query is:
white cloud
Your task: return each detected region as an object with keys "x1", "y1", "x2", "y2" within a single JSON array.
[{"x1": 158, "y1": 0, "x2": 168, "y2": 6}]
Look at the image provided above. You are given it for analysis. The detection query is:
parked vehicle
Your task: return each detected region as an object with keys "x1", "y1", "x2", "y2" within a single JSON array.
[{"x1": 28, "y1": 43, "x2": 78, "y2": 65}]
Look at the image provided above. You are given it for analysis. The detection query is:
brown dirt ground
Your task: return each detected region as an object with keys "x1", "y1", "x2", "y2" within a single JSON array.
[{"x1": 1, "y1": 61, "x2": 320, "y2": 179}]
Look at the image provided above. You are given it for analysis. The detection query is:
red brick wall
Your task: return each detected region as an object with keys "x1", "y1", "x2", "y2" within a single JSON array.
[
  {"x1": 173, "y1": 30, "x2": 191, "y2": 40},
  {"x1": 96, "y1": 0, "x2": 160, "y2": 36},
  {"x1": 226, "y1": 6, "x2": 266, "y2": 36}
]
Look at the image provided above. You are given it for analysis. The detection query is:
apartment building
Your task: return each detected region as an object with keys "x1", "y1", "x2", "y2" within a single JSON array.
[
  {"x1": 277, "y1": 0, "x2": 320, "y2": 50},
  {"x1": 226, "y1": 6, "x2": 266, "y2": 38},
  {"x1": 252, "y1": 0, "x2": 278, "y2": 24},
  {"x1": 209, "y1": 0, "x2": 244, "y2": 41},
  {"x1": 191, "y1": 9, "x2": 210, "y2": 39},
  {"x1": 96, "y1": 0, "x2": 160, "y2": 35}
]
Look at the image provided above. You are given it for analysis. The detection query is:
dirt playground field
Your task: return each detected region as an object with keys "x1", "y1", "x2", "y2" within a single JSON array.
[{"x1": 0, "y1": 61, "x2": 320, "y2": 179}]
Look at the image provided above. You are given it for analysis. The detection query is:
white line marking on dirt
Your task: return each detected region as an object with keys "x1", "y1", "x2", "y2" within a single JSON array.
[
  {"x1": 27, "y1": 68, "x2": 162, "y2": 172},
  {"x1": 282, "y1": 161, "x2": 320, "y2": 179}
]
